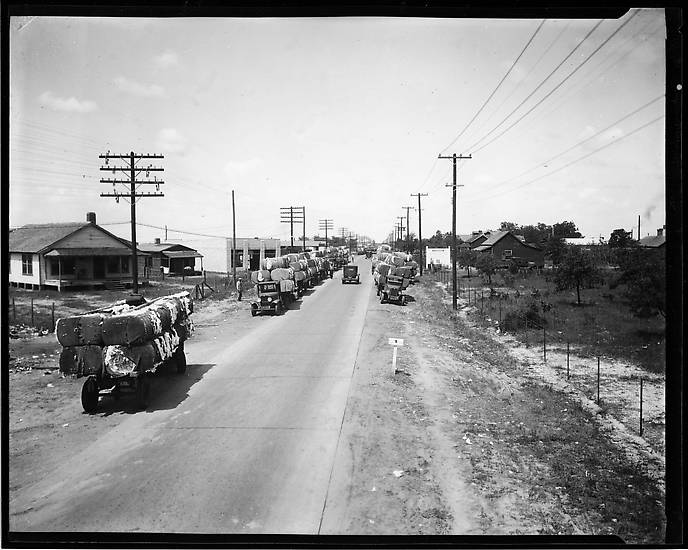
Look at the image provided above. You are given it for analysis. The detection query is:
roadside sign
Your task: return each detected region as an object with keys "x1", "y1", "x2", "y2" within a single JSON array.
[
  {"x1": 388, "y1": 338, "x2": 404, "y2": 346},
  {"x1": 389, "y1": 338, "x2": 404, "y2": 374}
]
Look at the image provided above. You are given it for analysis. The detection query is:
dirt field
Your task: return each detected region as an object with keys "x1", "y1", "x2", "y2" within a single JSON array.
[{"x1": 6, "y1": 277, "x2": 666, "y2": 541}]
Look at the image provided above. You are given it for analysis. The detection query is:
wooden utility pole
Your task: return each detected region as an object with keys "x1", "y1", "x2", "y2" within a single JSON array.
[
  {"x1": 402, "y1": 206, "x2": 413, "y2": 253},
  {"x1": 411, "y1": 193, "x2": 428, "y2": 275},
  {"x1": 396, "y1": 216, "x2": 405, "y2": 251},
  {"x1": 319, "y1": 218, "x2": 333, "y2": 246},
  {"x1": 232, "y1": 190, "x2": 237, "y2": 284},
  {"x1": 100, "y1": 151, "x2": 164, "y2": 295},
  {"x1": 439, "y1": 153, "x2": 471, "y2": 310},
  {"x1": 280, "y1": 206, "x2": 305, "y2": 250}
]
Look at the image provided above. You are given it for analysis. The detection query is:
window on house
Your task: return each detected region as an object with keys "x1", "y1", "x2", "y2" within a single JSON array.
[
  {"x1": 503, "y1": 249, "x2": 513, "y2": 259},
  {"x1": 22, "y1": 254, "x2": 33, "y2": 276},
  {"x1": 121, "y1": 256, "x2": 130, "y2": 273}
]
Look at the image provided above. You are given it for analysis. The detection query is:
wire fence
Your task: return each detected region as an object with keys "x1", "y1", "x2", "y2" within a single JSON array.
[{"x1": 427, "y1": 268, "x2": 663, "y2": 445}]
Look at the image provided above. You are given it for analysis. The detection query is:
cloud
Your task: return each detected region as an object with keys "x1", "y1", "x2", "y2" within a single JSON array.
[
  {"x1": 38, "y1": 91, "x2": 97, "y2": 113},
  {"x1": 156, "y1": 128, "x2": 187, "y2": 153},
  {"x1": 114, "y1": 76, "x2": 164, "y2": 98},
  {"x1": 224, "y1": 158, "x2": 262, "y2": 177},
  {"x1": 154, "y1": 50, "x2": 179, "y2": 68}
]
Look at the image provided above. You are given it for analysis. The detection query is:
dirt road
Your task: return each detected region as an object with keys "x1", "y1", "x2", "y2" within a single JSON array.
[{"x1": 7, "y1": 258, "x2": 665, "y2": 541}]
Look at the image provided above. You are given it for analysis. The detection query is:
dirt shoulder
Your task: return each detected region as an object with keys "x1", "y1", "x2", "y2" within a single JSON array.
[{"x1": 328, "y1": 278, "x2": 665, "y2": 542}]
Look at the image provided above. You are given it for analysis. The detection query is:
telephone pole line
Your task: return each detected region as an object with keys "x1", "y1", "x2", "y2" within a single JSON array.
[
  {"x1": 100, "y1": 151, "x2": 164, "y2": 294},
  {"x1": 402, "y1": 206, "x2": 414, "y2": 253},
  {"x1": 439, "y1": 153, "x2": 471, "y2": 310},
  {"x1": 411, "y1": 192, "x2": 428, "y2": 275},
  {"x1": 396, "y1": 216, "x2": 405, "y2": 250},
  {"x1": 319, "y1": 218, "x2": 333, "y2": 246},
  {"x1": 280, "y1": 206, "x2": 305, "y2": 250},
  {"x1": 231, "y1": 190, "x2": 237, "y2": 284}
]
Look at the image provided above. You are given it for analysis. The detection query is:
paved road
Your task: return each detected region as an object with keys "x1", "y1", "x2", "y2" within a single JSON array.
[{"x1": 10, "y1": 256, "x2": 373, "y2": 534}]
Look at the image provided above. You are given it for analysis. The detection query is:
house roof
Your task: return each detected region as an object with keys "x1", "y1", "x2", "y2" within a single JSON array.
[
  {"x1": 138, "y1": 242, "x2": 199, "y2": 253},
  {"x1": 477, "y1": 230, "x2": 542, "y2": 250},
  {"x1": 638, "y1": 235, "x2": 666, "y2": 248},
  {"x1": 9, "y1": 221, "x2": 139, "y2": 254}
]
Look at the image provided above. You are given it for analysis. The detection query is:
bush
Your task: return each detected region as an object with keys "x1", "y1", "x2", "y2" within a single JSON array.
[{"x1": 500, "y1": 300, "x2": 546, "y2": 332}]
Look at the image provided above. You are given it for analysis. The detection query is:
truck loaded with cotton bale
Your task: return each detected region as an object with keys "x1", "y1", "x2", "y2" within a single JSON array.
[
  {"x1": 55, "y1": 292, "x2": 194, "y2": 413},
  {"x1": 371, "y1": 248, "x2": 419, "y2": 305}
]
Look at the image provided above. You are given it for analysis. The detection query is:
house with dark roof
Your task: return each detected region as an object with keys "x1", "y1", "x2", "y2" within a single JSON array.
[
  {"x1": 473, "y1": 230, "x2": 544, "y2": 267},
  {"x1": 8, "y1": 212, "x2": 149, "y2": 291},
  {"x1": 138, "y1": 238, "x2": 204, "y2": 276},
  {"x1": 638, "y1": 227, "x2": 666, "y2": 249},
  {"x1": 458, "y1": 232, "x2": 488, "y2": 250}
]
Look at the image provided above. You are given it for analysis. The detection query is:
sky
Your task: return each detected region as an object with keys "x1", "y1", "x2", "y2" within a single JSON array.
[{"x1": 9, "y1": 10, "x2": 666, "y2": 271}]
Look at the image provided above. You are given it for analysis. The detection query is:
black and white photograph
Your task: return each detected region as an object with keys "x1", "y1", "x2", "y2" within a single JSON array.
[{"x1": 2, "y1": 5, "x2": 680, "y2": 546}]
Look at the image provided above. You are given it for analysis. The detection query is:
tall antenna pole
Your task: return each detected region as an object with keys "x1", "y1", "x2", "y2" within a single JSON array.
[
  {"x1": 232, "y1": 189, "x2": 237, "y2": 284},
  {"x1": 439, "y1": 153, "x2": 471, "y2": 310},
  {"x1": 100, "y1": 150, "x2": 165, "y2": 295},
  {"x1": 411, "y1": 193, "x2": 428, "y2": 275}
]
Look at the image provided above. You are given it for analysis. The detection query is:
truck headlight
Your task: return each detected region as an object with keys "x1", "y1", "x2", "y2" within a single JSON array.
[{"x1": 267, "y1": 297, "x2": 273, "y2": 302}]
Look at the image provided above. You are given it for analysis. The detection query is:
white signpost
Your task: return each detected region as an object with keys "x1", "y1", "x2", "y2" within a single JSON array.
[{"x1": 388, "y1": 338, "x2": 404, "y2": 373}]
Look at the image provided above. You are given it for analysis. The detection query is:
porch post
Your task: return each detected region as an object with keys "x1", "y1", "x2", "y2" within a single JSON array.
[{"x1": 58, "y1": 258, "x2": 62, "y2": 292}]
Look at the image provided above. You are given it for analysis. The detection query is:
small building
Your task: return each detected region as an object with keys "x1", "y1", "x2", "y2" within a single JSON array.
[
  {"x1": 138, "y1": 238, "x2": 204, "y2": 276},
  {"x1": 226, "y1": 238, "x2": 281, "y2": 272},
  {"x1": 425, "y1": 246, "x2": 451, "y2": 269},
  {"x1": 8, "y1": 212, "x2": 149, "y2": 291},
  {"x1": 458, "y1": 232, "x2": 488, "y2": 250},
  {"x1": 638, "y1": 227, "x2": 666, "y2": 249},
  {"x1": 473, "y1": 230, "x2": 544, "y2": 267}
]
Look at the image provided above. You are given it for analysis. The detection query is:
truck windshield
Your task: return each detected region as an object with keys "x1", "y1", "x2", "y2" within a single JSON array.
[{"x1": 259, "y1": 282, "x2": 278, "y2": 292}]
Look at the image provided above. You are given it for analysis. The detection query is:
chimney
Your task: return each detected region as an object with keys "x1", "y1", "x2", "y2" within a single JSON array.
[
  {"x1": 657, "y1": 227, "x2": 663, "y2": 237},
  {"x1": 154, "y1": 238, "x2": 161, "y2": 245},
  {"x1": 86, "y1": 212, "x2": 96, "y2": 224}
]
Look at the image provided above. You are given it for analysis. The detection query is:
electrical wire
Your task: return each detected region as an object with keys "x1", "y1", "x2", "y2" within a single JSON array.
[
  {"x1": 464, "y1": 114, "x2": 664, "y2": 203},
  {"x1": 440, "y1": 19, "x2": 546, "y2": 155},
  {"x1": 470, "y1": 10, "x2": 642, "y2": 156}
]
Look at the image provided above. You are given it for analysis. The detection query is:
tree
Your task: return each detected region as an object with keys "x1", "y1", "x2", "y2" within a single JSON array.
[
  {"x1": 554, "y1": 247, "x2": 602, "y2": 305},
  {"x1": 552, "y1": 220, "x2": 582, "y2": 238},
  {"x1": 475, "y1": 253, "x2": 498, "y2": 285},
  {"x1": 544, "y1": 236, "x2": 568, "y2": 265},
  {"x1": 458, "y1": 248, "x2": 477, "y2": 277},
  {"x1": 427, "y1": 230, "x2": 450, "y2": 248},
  {"x1": 499, "y1": 221, "x2": 519, "y2": 232},
  {"x1": 608, "y1": 228, "x2": 634, "y2": 248},
  {"x1": 616, "y1": 248, "x2": 665, "y2": 318}
]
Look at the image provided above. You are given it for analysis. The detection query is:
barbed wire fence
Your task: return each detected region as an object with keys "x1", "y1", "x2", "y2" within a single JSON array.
[{"x1": 428, "y1": 267, "x2": 662, "y2": 445}]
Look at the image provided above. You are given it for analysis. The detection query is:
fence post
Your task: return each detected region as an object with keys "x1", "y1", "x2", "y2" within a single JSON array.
[
  {"x1": 639, "y1": 378, "x2": 644, "y2": 436},
  {"x1": 13, "y1": 297, "x2": 16, "y2": 321},
  {"x1": 480, "y1": 290, "x2": 484, "y2": 317},
  {"x1": 543, "y1": 325, "x2": 546, "y2": 362},
  {"x1": 566, "y1": 342, "x2": 570, "y2": 380},
  {"x1": 499, "y1": 296, "x2": 502, "y2": 325},
  {"x1": 30, "y1": 297, "x2": 34, "y2": 326},
  {"x1": 525, "y1": 316, "x2": 529, "y2": 347},
  {"x1": 51, "y1": 302, "x2": 55, "y2": 332},
  {"x1": 597, "y1": 356, "x2": 601, "y2": 405}
]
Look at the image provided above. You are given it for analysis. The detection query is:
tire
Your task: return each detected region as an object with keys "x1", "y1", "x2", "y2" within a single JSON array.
[
  {"x1": 251, "y1": 309, "x2": 257, "y2": 317},
  {"x1": 136, "y1": 374, "x2": 151, "y2": 410},
  {"x1": 175, "y1": 349, "x2": 187, "y2": 374},
  {"x1": 81, "y1": 376, "x2": 99, "y2": 414},
  {"x1": 380, "y1": 293, "x2": 385, "y2": 304}
]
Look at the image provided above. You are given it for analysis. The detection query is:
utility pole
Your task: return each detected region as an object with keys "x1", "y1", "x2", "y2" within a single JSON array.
[
  {"x1": 280, "y1": 206, "x2": 305, "y2": 250},
  {"x1": 319, "y1": 218, "x2": 333, "y2": 246},
  {"x1": 411, "y1": 193, "x2": 428, "y2": 275},
  {"x1": 396, "y1": 216, "x2": 405, "y2": 251},
  {"x1": 231, "y1": 190, "x2": 237, "y2": 284},
  {"x1": 100, "y1": 151, "x2": 164, "y2": 295},
  {"x1": 439, "y1": 153, "x2": 471, "y2": 310},
  {"x1": 402, "y1": 206, "x2": 414, "y2": 253}
]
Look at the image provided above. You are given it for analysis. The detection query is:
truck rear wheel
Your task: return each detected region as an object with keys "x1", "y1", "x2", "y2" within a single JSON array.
[
  {"x1": 136, "y1": 374, "x2": 151, "y2": 410},
  {"x1": 175, "y1": 349, "x2": 187, "y2": 374},
  {"x1": 81, "y1": 376, "x2": 99, "y2": 414}
]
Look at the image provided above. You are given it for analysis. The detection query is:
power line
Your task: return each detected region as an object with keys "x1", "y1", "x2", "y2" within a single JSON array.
[
  {"x1": 465, "y1": 114, "x2": 664, "y2": 203},
  {"x1": 470, "y1": 10, "x2": 642, "y2": 156},
  {"x1": 471, "y1": 93, "x2": 665, "y2": 197},
  {"x1": 462, "y1": 19, "x2": 605, "y2": 154},
  {"x1": 441, "y1": 19, "x2": 546, "y2": 155}
]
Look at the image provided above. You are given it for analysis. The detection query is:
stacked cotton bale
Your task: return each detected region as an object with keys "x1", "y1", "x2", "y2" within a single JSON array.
[{"x1": 57, "y1": 291, "x2": 194, "y2": 378}]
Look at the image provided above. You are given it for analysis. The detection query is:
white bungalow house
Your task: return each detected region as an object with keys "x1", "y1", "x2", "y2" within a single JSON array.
[{"x1": 8, "y1": 212, "x2": 149, "y2": 291}]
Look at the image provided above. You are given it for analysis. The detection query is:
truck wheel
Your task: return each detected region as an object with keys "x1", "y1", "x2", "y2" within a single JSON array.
[
  {"x1": 251, "y1": 309, "x2": 257, "y2": 317},
  {"x1": 175, "y1": 349, "x2": 187, "y2": 374},
  {"x1": 136, "y1": 374, "x2": 151, "y2": 410},
  {"x1": 380, "y1": 293, "x2": 386, "y2": 304},
  {"x1": 81, "y1": 376, "x2": 99, "y2": 414}
]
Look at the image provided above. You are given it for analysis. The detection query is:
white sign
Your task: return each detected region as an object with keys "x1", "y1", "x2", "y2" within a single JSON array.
[{"x1": 388, "y1": 338, "x2": 404, "y2": 346}]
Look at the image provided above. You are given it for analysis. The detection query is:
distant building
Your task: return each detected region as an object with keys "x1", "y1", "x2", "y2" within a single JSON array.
[
  {"x1": 227, "y1": 238, "x2": 281, "y2": 272},
  {"x1": 638, "y1": 226, "x2": 666, "y2": 249},
  {"x1": 425, "y1": 246, "x2": 451, "y2": 269},
  {"x1": 458, "y1": 232, "x2": 488, "y2": 250},
  {"x1": 8, "y1": 212, "x2": 149, "y2": 291},
  {"x1": 138, "y1": 238, "x2": 204, "y2": 276},
  {"x1": 473, "y1": 230, "x2": 544, "y2": 267}
]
